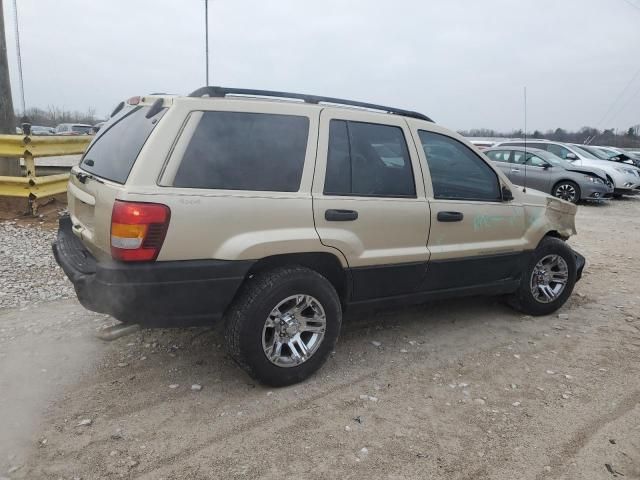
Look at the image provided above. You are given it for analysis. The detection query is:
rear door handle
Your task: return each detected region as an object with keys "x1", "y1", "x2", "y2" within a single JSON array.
[
  {"x1": 437, "y1": 211, "x2": 464, "y2": 222},
  {"x1": 325, "y1": 209, "x2": 358, "y2": 221}
]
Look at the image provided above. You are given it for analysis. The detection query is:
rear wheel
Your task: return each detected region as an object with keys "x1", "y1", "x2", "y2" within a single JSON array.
[
  {"x1": 508, "y1": 237, "x2": 577, "y2": 316},
  {"x1": 224, "y1": 266, "x2": 341, "y2": 387},
  {"x1": 552, "y1": 181, "x2": 580, "y2": 204}
]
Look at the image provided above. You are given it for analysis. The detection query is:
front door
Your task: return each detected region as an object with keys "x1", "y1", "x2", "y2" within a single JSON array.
[
  {"x1": 410, "y1": 127, "x2": 527, "y2": 291},
  {"x1": 312, "y1": 109, "x2": 430, "y2": 301}
]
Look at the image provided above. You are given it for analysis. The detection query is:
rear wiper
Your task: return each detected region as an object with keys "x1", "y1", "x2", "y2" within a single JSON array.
[{"x1": 75, "y1": 170, "x2": 104, "y2": 185}]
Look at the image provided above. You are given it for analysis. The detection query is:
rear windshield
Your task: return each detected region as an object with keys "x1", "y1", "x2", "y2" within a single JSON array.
[{"x1": 80, "y1": 106, "x2": 165, "y2": 183}]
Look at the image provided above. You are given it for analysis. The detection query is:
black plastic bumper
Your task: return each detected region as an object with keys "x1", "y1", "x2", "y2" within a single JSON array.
[
  {"x1": 52, "y1": 216, "x2": 253, "y2": 326},
  {"x1": 575, "y1": 250, "x2": 585, "y2": 282}
]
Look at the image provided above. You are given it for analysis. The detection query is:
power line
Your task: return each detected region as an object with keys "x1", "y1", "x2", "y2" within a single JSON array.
[
  {"x1": 621, "y1": 0, "x2": 640, "y2": 12},
  {"x1": 11, "y1": 0, "x2": 24, "y2": 114},
  {"x1": 593, "y1": 65, "x2": 640, "y2": 129}
]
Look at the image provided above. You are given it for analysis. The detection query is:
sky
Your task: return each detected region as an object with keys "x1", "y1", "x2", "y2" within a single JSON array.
[{"x1": 3, "y1": 0, "x2": 640, "y2": 132}]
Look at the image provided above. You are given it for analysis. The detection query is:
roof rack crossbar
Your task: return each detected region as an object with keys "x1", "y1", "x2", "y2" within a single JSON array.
[{"x1": 188, "y1": 86, "x2": 433, "y2": 122}]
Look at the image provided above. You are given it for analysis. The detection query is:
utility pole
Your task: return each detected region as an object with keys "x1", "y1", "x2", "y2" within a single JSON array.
[
  {"x1": 0, "y1": 0, "x2": 20, "y2": 176},
  {"x1": 205, "y1": 0, "x2": 209, "y2": 86}
]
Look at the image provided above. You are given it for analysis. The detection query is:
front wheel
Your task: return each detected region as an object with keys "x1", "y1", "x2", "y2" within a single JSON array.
[
  {"x1": 224, "y1": 266, "x2": 341, "y2": 387},
  {"x1": 552, "y1": 181, "x2": 581, "y2": 204},
  {"x1": 508, "y1": 237, "x2": 577, "y2": 316}
]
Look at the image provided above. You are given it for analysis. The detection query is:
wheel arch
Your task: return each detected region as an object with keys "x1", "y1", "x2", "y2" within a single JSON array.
[
  {"x1": 245, "y1": 252, "x2": 350, "y2": 302},
  {"x1": 543, "y1": 230, "x2": 568, "y2": 241}
]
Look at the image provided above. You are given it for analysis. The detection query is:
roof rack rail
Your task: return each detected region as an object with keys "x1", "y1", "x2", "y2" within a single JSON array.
[{"x1": 188, "y1": 86, "x2": 434, "y2": 122}]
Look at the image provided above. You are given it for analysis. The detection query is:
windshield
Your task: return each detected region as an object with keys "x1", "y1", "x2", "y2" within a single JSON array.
[
  {"x1": 570, "y1": 145, "x2": 600, "y2": 160},
  {"x1": 579, "y1": 146, "x2": 609, "y2": 159},
  {"x1": 534, "y1": 150, "x2": 576, "y2": 169}
]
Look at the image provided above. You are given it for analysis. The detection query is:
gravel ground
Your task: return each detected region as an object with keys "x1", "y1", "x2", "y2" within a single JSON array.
[
  {"x1": 0, "y1": 221, "x2": 74, "y2": 309},
  {"x1": 1, "y1": 199, "x2": 639, "y2": 480}
]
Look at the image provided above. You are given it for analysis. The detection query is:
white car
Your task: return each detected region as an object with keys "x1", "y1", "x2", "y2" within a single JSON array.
[{"x1": 494, "y1": 140, "x2": 640, "y2": 197}]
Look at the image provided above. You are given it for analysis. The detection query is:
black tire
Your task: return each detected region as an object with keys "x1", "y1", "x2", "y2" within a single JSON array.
[
  {"x1": 508, "y1": 237, "x2": 577, "y2": 316},
  {"x1": 552, "y1": 180, "x2": 581, "y2": 204},
  {"x1": 224, "y1": 266, "x2": 341, "y2": 387}
]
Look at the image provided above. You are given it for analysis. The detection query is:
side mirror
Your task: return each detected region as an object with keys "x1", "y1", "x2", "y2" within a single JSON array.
[
  {"x1": 501, "y1": 185, "x2": 514, "y2": 201},
  {"x1": 565, "y1": 152, "x2": 578, "y2": 160},
  {"x1": 543, "y1": 163, "x2": 552, "y2": 169}
]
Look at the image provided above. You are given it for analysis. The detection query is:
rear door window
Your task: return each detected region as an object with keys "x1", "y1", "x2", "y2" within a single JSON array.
[
  {"x1": 173, "y1": 112, "x2": 309, "y2": 192},
  {"x1": 324, "y1": 120, "x2": 416, "y2": 197},
  {"x1": 486, "y1": 150, "x2": 511, "y2": 163},
  {"x1": 81, "y1": 106, "x2": 166, "y2": 184}
]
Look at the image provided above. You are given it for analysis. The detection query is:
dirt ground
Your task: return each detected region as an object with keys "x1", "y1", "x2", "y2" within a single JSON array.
[{"x1": 1, "y1": 198, "x2": 639, "y2": 480}]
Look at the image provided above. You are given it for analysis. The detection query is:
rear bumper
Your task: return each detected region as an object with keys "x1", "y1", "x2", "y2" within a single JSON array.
[{"x1": 52, "y1": 216, "x2": 253, "y2": 326}]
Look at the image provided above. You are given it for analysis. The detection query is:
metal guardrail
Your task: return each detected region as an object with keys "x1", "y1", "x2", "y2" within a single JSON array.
[{"x1": 0, "y1": 132, "x2": 91, "y2": 214}]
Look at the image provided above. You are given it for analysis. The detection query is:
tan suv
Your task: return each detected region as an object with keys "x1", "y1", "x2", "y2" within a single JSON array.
[{"x1": 53, "y1": 87, "x2": 585, "y2": 386}]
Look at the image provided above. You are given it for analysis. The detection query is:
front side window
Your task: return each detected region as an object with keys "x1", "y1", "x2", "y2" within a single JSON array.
[
  {"x1": 512, "y1": 151, "x2": 546, "y2": 167},
  {"x1": 173, "y1": 112, "x2": 309, "y2": 192},
  {"x1": 546, "y1": 144, "x2": 572, "y2": 159},
  {"x1": 419, "y1": 131, "x2": 501, "y2": 201},
  {"x1": 324, "y1": 120, "x2": 415, "y2": 197}
]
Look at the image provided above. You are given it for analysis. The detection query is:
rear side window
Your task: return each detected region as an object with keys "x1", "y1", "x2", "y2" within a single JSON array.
[
  {"x1": 419, "y1": 131, "x2": 501, "y2": 201},
  {"x1": 81, "y1": 106, "x2": 165, "y2": 184},
  {"x1": 324, "y1": 120, "x2": 415, "y2": 197},
  {"x1": 173, "y1": 112, "x2": 309, "y2": 192}
]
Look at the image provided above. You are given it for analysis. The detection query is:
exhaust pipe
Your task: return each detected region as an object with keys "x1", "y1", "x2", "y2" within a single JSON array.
[{"x1": 97, "y1": 323, "x2": 141, "y2": 342}]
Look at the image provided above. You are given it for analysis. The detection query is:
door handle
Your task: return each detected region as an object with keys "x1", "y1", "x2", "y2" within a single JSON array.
[
  {"x1": 511, "y1": 168, "x2": 520, "y2": 172},
  {"x1": 325, "y1": 209, "x2": 358, "y2": 221},
  {"x1": 437, "y1": 211, "x2": 464, "y2": 222}
]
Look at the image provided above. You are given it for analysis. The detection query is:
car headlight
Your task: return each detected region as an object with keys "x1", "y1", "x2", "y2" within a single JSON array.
[
  {"x1": 614, "y1": 166, "x2": 637, "y2": 175},
  {"x1": 583, "y1": 175, "x2": 603, "y2": 184}
]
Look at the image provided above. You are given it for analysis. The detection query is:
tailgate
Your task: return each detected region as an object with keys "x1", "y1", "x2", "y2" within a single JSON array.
[
  {"x1": 67, "y1": 101, "x2": 168, "y2": 260},
  {"x1": 67, "y1": 168, "x2": 122, "y2": 260}
]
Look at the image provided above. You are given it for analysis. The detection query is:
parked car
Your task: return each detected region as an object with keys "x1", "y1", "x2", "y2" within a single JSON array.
[
  {"x1": 484, "y1": 147, "x2": 612, "y2": 203},
  {"x1": 494, "y1": 140, "x2": 640, "y2": 197},
  {"x1": 469, "y1": 139, "x2": 497, "y2": 150},
  {"x1": 30, "y1": 125, "x2": 55, "y2": 135},
  {"x1": 584, "y1": 145, "x2": 640, "y2": 169},
  {"x1": 91, "y1": 122, "x2": 105, "y2": 134},
  {"x1": 53, "y1": 87, "x2": 585, "y2": 386},
  {"x1": 54, "y1": 123, "x2": 93, "y2": 135}
]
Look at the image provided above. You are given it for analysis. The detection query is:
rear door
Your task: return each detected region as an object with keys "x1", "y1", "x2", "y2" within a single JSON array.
[
  {"x1": 68, "y1": 105, "x2": 166, "y2": 259},
  {"x1": 312, "y1": 109, "x2": 430, "y2": 301}
]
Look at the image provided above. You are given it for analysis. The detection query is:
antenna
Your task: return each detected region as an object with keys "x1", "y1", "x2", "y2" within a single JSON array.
[{"x1": 523, "y1": 86, "x2": 528, "y2": 193}]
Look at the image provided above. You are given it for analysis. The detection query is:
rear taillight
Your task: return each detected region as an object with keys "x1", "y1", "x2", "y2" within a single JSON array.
[{"x1": 111, "y1": 200, "x2": 171, "y2": 262}]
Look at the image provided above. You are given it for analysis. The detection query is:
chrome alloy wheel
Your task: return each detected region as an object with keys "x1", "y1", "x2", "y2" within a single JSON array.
[
  {"x1": 262, "y1": 294, "x2": 327, "y2": 367},
  {"x1": 530, "y1": 254, "x2": 569, "y2": 304},
  {"x1": 555, "y1": 183, "x2": 577, "y2": 202}
]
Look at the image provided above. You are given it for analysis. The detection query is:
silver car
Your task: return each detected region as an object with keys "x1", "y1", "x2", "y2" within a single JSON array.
[
  {"x1": 494, "y1": 140, "x2": 640, "y2": 196},
  {"x1": 484, "y1": 147, "x2": 612, "y2": 203}
]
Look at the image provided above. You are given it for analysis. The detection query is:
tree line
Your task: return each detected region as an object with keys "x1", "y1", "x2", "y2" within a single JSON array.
[
  {"x1": 459, "y1": 125, "x2": 640, "y2": 148},
  {"x1": 14, "y1": 106, "x2": 103, "y2": 128}
]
